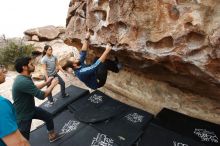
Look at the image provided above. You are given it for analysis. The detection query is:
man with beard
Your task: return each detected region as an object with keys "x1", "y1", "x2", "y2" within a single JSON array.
[
  {"x1": 12, "y1": 57, "x2": 64, "y2": 143},
  {"x1": 62, "y1": 32, "x2": 122, "y2": 89},
  {"x1": 0, "y1": 65, "x2": 30, "y2": 146}
]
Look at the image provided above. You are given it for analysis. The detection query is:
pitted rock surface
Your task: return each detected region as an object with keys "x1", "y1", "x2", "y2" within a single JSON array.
[{"x1": 65, "y1": 0, "x2": 220, "y2": 100}]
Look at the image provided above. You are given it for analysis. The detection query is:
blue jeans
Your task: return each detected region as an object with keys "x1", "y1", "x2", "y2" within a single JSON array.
[{"x1": 17, "y1": 107, "x2": 54, "y2": 140}]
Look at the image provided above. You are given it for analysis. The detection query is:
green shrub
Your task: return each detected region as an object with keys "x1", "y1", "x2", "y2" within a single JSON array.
[{"x1": 0, "y1": 40, "x2": 34, "y2": 70}]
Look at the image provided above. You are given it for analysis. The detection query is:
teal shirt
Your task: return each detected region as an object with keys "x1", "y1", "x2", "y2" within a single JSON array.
[
  {"x1": 0, "y1": 96, "x2": 18, "y2": 146},
  {"x1": 12, "y1": 75, "x2": 45, "y2": 122}
]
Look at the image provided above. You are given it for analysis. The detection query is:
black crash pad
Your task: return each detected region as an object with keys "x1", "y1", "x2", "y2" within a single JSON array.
[
  {"x1": 69, "y1": 90, "x2": 127, "y2": 123},
  {"x1": 59, "y1": 125, "x2": 119, "y2": 146},
  {"x1": 120, "y1": 105, "x2": 154, "y2": 130},
  {"x1": 39, "y1": 85, "x2": 89, "y2": 116},
  {"x1": 155, "y1": 108, "x2": 220, "y2": 146},
  {"x1": 92, "y1": 105, "x2": 153, "y2": 146},
  {"x1": 30, "y1": 110, "x2": 86, "y2": 146},
  {"x1": 138, "y1": 123, "x2": 206, "y2": 146},
  {"x1": 68, "y1": 90, "x2": 91, "y2": 112}
]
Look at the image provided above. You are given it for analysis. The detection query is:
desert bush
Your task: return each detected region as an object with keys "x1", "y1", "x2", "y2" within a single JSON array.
[{"x1": 0, "y1": 40, "x2": 34, "y2": 69}]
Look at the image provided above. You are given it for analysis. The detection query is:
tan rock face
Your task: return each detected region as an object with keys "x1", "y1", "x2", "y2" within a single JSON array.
[
  {"x1": 102, "y1": 69, "x2": 220, "y2": 124},
  {"x1": 65, "y1": 0, "x2": 220, "y2": 101},
  {"x1": 24, "y1": 25, "x2": 63, "y2": 41},
  {"x1": 64, "y1": 1, "x2": 220, "y2": 119}
]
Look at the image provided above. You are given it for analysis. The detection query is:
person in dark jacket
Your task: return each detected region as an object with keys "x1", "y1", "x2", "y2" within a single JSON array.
[{"x1": 62, "y1": 32, "x2": 121, "y2": 89}]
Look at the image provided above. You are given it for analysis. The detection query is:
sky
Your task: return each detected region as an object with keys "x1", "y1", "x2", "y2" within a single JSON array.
[{"x1": 0, "y1": 0, "x2": 70, "y2": 38}]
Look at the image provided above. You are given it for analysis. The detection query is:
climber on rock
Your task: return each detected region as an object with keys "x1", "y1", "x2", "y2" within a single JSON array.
[{"x1": 62, "y1": 31, "x2": 122, "y2": 90}]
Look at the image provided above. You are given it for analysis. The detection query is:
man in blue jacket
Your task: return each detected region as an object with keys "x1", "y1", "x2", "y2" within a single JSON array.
[{"x1": 63, "y1": 32, "x2": 121, "y2": 89}]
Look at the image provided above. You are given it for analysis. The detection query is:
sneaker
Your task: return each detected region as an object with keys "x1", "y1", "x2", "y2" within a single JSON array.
[
  {"x1": 62, "y1": 93, "x2": 69, "y2": 98},
  {"x1": 49, "y1": 132, "x2": 65, "y2": 143}
]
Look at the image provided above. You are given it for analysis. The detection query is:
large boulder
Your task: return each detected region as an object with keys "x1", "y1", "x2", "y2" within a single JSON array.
[
  {"x1": 24, "y1": 25, "x2": 64, "y2": 41},
  {"x1": 65, "y1": 0, "x2": 220, "y2": 100},
  {"x1": 64, "y1": 0, "x2": 220, "y2": 123}
]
